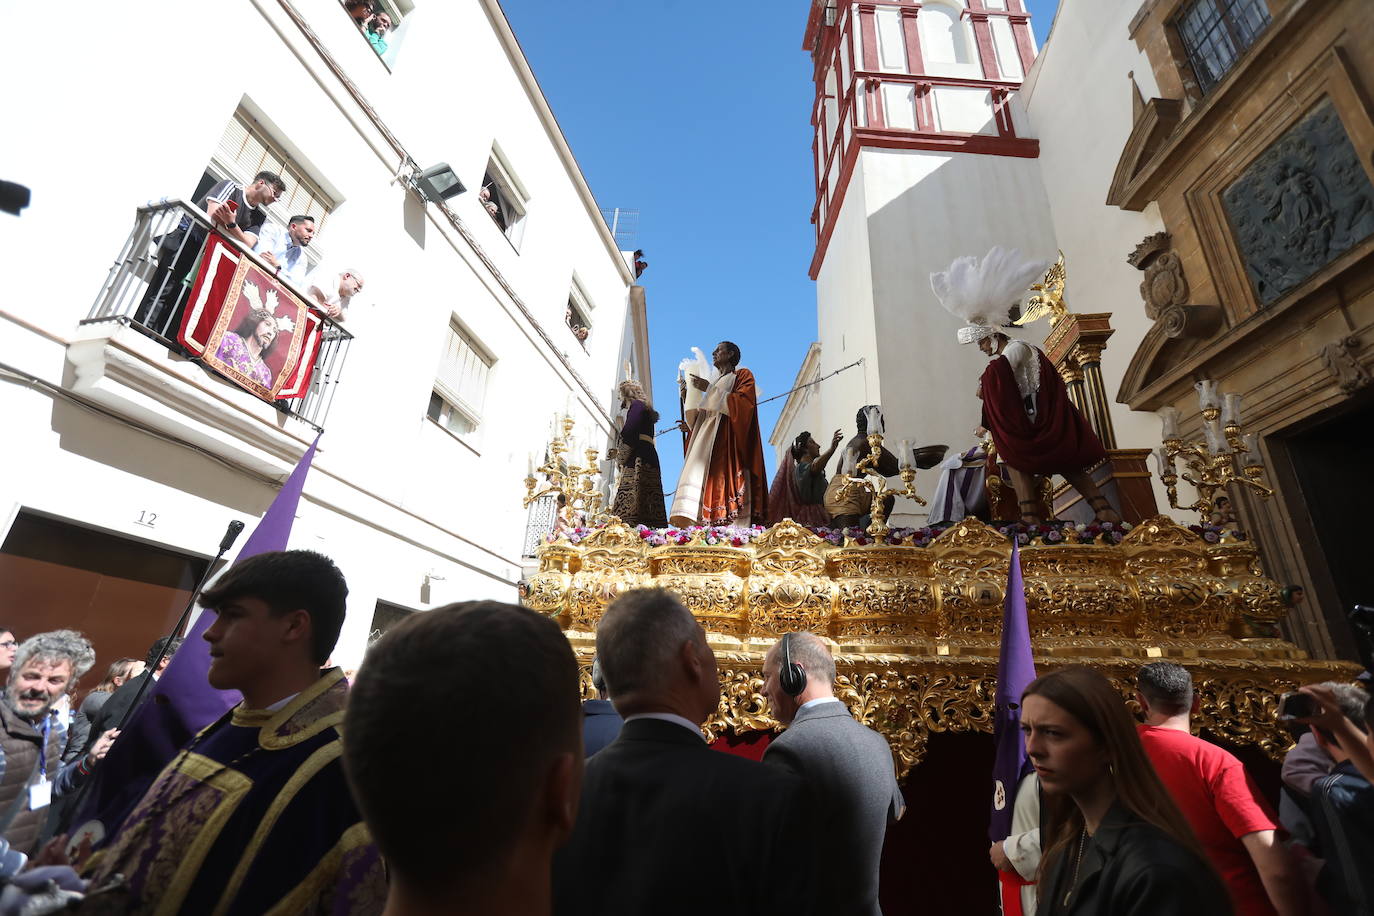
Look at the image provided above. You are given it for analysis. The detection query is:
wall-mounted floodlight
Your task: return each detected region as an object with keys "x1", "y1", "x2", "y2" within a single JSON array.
[{"x1": 415, "y1": 163, "x2": 466, "y2": 203}]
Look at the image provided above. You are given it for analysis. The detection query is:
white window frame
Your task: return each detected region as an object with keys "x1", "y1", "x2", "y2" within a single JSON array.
[
  {"x1": 565, "y1": 274, "x2": 596, "y2": 351},
  {"x1": 428, "y1": 317, "x2": 495, "y2": 440},
  {"x1": 482, "y1": 144, "x2": 531, "y2": 251}
]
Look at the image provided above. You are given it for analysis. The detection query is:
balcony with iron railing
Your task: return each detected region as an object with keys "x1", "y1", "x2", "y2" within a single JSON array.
[{"x1": 71, "y1": 200, "x2": 354, "y2": 474}]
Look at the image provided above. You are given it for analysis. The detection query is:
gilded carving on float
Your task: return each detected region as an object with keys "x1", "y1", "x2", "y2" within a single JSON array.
[
  {"x1": 563, "y1": 519, "x2": 646, "y2": 630},
  {"x1": 747, "y1": 521, "x2": 832, "y2": 636},
  {"x1": 544, "y1": 513, "x2": 1359, "y2": 776}
]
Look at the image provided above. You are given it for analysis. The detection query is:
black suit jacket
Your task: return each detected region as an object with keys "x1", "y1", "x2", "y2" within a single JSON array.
[
  {"x1": 85, "y1": 672, "x2": 151, "y2": 748},
  {"x1": 581, "y1": 699, "x2": 623, "y2": 758},
  {"x1": 552, "y1": 717, "x2": 815, "y2": 916}
]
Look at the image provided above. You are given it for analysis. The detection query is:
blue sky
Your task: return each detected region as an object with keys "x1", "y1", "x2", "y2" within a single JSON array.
[{"x1": 503, "y1": 0, "x2": 1062, "y2": 506}]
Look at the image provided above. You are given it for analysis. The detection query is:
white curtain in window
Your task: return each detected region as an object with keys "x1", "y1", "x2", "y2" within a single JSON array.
[
  {"x1": 434, "y1": 323, "x2": 492, "y2": 418},
  {"x1": 215, "y1": 112, "x2": 336, "y2": 230}
]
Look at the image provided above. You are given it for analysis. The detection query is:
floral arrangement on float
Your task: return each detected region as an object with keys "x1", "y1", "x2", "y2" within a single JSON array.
[{"x1": 546, "y1": 519, "x2": 1244, "y2": 548}]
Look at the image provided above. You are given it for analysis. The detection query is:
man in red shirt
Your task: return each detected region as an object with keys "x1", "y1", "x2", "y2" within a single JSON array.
[{"x1": 1135, "y1": 662, "x2": 1307, "y2": 916}]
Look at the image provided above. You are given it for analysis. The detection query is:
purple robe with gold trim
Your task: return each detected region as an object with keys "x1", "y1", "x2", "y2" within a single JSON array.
[{"x1": 77, "y1": 669, "x2": 384, "y2": 914}]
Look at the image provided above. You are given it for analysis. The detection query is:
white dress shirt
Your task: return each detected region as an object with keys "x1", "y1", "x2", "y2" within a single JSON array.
[
  {"x1": 623, "y1": 712, "x2": 706, "y2": 741},
  {"x1": 254, "y1": 223, "x2": 311, "y2": 287}
]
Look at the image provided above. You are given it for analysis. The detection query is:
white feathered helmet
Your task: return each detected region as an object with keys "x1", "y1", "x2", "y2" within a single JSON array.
[{"x1": 929, "y1": 246, "x2": 1049, "y2": 345}]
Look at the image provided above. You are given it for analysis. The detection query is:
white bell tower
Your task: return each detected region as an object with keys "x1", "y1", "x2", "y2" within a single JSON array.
[{"x1": 784, "y1": 0, "x2": 1058, "y2": 520}]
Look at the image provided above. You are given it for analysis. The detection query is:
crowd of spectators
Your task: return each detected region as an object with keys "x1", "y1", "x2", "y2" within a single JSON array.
[
  {"x1": 990, "y1": 662, "x2": 1374, "y2": 915},
  {"x1": 0, "y1": 572, "x2": 1368, "y2": 913}
]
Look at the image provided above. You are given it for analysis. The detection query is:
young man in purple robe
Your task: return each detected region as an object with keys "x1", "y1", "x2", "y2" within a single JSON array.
[{"x1": 74, "y1": 550, "x2": 385, "y2": 913}]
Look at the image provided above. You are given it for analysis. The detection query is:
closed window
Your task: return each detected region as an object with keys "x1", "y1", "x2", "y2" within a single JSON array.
[
  {"x1": 919, "y1": 3, "x2": 972, "y2": 66},
  {"x1": 428, "y1": 319, "x2": 493, "y2": 435},
  {"x1": 1176, "y1": 0, "x2": 1270, "y2": 94}
]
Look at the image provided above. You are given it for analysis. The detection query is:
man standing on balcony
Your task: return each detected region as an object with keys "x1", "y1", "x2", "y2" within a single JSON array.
[
  {"x1": 255, "y1": 215, "x2": 316, "y2": 288},
  {"x1": 306, "y1": 267, "x2": 363, "y2": 323},
  {"x1": 135, "y1": 170, "x2": 285, "y2": 338}
]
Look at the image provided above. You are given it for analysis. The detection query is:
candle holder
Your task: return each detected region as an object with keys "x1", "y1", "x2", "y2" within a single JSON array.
[
  {"x1": 1157, "y1": 383, "x2": 1273, "y2": 522},
  {"x1": 835, "y1": 432, "x2": 926, "y2": 544},
  {"x1": 524, "y1": 414, "x2": 607, "y2": 526}
]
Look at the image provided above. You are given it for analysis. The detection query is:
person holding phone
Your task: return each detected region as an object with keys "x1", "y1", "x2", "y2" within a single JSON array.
[
  {"x1": 135, "y1": 171, "x2": 285, "y2": 336},
  {"x1": 1287, "y1": 682, "x2": 1374, "y2": 914}
]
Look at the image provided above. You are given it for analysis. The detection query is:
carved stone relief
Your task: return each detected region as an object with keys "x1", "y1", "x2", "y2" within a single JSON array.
[
  {"x1": 1127, "y1": 231, "x2": 1190, "y2": 320},
  {"x1": 1223, "y1": 98, "x2": 1374, "y2": 305},
  {"x1": 1319, "y1": 336, "x2": 1371, "y2": 394}
]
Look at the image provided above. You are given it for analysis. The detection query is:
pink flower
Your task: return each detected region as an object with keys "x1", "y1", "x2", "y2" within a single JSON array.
[{"x1": 731, "y1": 536, "x2": 744, "y2": 547}]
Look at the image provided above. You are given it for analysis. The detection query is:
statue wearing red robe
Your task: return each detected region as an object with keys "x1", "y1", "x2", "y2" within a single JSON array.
[
  {"x1": 979, "y1": 344, "x2": 1106, "y2": 475},
  {"x1": 671, "y1": 343, "x2": 768, "y2": 527}
]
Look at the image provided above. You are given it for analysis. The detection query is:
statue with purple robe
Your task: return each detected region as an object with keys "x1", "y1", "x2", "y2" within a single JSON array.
[{"x1": 610, "y1": 380, "x2": 667, "y2": 528}]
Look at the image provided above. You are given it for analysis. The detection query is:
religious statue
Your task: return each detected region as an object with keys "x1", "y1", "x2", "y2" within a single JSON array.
[
  {"x1": 767, "y1": 429, "x2": 842, "y2": 528},
  {"x1": 670, "y1": 341, "x2": 768, "y2": 527},
  {"x1": 609, "y1": 377, "x2": 667, "y2": 528},
  {"x1": 823, "y1": 405, "x2": 901, "y2": 529},
  {"x1": 931, "y1": 247, "x2": 1121, "y2": 525}
]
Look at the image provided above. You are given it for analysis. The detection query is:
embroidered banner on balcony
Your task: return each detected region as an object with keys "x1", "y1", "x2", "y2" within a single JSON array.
[{"x1": 178, "y1": 233, "x2": 324, "y2": 401}]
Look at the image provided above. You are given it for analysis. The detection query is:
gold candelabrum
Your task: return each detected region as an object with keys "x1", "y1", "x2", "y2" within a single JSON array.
[
  {"x1": 835, "y1": 432, "x2": 925, "y2": 544},
  {"x1": 1155, "y1": 381, "x2": 1274, "y2": 522},
  {"x1": 524, "y1": 414, "x2": 606, "y2": 525}
]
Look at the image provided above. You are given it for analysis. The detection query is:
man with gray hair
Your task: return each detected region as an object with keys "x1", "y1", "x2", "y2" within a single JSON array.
[
  {"x1": 552, "y1": 588, "x2": 815, "y2": 915},
  {"x1": 0, "y1": 631, "x2": 116, "y2": 860},
  {"x1": 761, "y1": 631, "x2": 904, "y2": 915},
  {"x1": 581, "y1": 657, "x2": 622, "y2": 757}
]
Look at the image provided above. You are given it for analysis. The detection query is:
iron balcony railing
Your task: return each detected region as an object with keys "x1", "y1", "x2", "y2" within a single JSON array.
[{"x1": 85, "y1": 199, "x2": 352, "y2": 430}]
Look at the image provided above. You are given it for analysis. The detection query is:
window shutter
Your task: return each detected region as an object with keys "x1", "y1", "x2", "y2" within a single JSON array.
[
  {"x1": 434, "y1": 322, "x2": 492, "y2": 421},
  {"x1": 212, "y1": 111, "x2": 338, "y2": 232}
]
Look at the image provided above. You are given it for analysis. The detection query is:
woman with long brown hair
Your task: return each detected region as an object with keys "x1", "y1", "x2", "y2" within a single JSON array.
[
  {"x1": 79, "y1": 656, "x2": 146, "y2": 721},
  {"x1": 1021, "y1": 666, "x2": 1231, "y2": 915}
]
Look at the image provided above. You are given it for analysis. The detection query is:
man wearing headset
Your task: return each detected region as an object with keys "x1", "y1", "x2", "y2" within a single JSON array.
[{"x1": 762, "y1": 632, "x2": 906, "y2": 916}]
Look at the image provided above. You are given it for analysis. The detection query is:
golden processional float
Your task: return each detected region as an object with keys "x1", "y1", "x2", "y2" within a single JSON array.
[{"x1": 524, "y1": 260, "x2": 1358, "y2": 780}]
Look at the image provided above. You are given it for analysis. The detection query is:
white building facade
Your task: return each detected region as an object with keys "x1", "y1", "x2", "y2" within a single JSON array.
[{"x1": 0, "y1": 0, "x2": 647, "y2": 669}]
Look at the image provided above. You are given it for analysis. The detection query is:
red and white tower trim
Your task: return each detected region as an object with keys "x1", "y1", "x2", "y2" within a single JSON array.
[{"x1": 804, "y1": 0, "x2": 1039, "y2": 276}]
